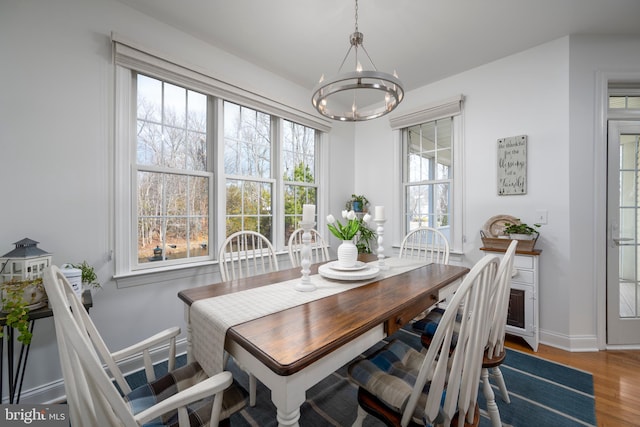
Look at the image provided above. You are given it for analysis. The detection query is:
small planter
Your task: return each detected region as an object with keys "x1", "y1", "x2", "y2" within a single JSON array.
[
  {"x1": 508, "y1": 233, "x2": 535, "y2": 240},
  {"x1": 480, "y1": 231, "x2": 539, "y2": 251}
]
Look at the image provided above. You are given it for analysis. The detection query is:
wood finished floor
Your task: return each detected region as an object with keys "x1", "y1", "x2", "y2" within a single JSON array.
[{"x1": 505, "y1": 335, "x2": 640, "y2": 427}]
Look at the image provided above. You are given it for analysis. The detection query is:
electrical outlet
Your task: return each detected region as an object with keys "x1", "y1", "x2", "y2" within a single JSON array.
[{"x1": 535, "y1": 209, "x2": 548, "y2": 224}]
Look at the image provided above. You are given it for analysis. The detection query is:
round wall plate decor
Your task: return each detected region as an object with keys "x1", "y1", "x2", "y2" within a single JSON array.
[{"x1": 483, "y1": 215, "x2": 520, "y2": 238}]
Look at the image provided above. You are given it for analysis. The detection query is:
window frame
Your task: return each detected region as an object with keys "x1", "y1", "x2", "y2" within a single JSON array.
[
  {"x1": 391, "y1": 95, "x2": 464, "y2": 253},
  {"x1": 113, "y1": 35, "x2": 330, "y2": 286}
]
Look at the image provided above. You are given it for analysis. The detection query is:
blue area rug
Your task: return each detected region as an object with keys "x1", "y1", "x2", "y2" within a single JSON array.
[{"x1": 126, "y1": 326, "x2": 597, "y2": 426}]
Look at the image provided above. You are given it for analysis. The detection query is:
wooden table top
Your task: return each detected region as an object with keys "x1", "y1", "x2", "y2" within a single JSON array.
[{"x1": 178, "y1": 256, "x2": 469, "y2": 376}]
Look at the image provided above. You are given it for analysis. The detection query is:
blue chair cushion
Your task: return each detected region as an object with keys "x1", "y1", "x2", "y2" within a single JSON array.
[
  {"x1": 348, "y1": 339, "x2": 440, "y2": 424},
  {"x1": 413, "y1": 307, "x2": 461, "y2": 350},
  {"x1": 124, "y1": 361, "x2": 247, "y2": 427}
]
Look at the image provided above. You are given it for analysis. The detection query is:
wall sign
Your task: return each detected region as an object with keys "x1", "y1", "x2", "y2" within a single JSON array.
[{"x1": 497, "y1": 135, "x2": 527, "y2": 195}]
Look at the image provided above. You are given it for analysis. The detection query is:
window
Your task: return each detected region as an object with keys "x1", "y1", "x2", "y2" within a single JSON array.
[
  {"x1": 403, "y1": 118, "x2": 452, "y2": 232},
  {"x1": 282, "y1": 120, "x2": 318, "y2": 243},
  {"x1": 391, "y1": 96, "x2": 464, "y2": 252},
  {"x1": 136, "y1": 75, "x2": 211, "y2": 266},
  {"x1": 113, "y1": 36, "x2": 328, "y2": 281},
  {"x1": 224, "y1": 102, "x2": 274, "y2": 240}
]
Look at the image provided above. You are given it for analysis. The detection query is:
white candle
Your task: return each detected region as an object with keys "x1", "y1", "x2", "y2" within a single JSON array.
[
  {"x1": 302, "y1": 204, "x2": 315, "y2": 223},
  {"x1": 375, "y1": 206, "x2": 385, "y2": 221}
]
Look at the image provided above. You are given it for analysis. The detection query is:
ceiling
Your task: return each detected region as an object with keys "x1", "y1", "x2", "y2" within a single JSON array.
[{"x1": 115, "y1": 0, "x2": 640, "y2": 93}]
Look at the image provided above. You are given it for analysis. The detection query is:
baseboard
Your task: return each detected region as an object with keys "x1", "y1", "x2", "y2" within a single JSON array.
[
  {"x1": 539, "y1": 328, "x2": 599, "y2": 352},
  {"x1": 7, "y1": 338, "x2": 189, "y2": 404}
]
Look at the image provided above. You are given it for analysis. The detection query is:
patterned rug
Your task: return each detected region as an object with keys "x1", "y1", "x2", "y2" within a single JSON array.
[{"x1": 127, "y1": 326, "x2": 597, "y2": 426}]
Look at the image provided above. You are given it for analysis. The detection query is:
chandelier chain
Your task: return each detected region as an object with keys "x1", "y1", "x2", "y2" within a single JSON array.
[{"x1": 354, "y1": 0, "x2": 359, "y2": 32}]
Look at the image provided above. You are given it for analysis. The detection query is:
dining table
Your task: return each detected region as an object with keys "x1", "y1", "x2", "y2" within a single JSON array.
[{"x1": 178, "y1": 254, "x2": 469, "y2": 426}]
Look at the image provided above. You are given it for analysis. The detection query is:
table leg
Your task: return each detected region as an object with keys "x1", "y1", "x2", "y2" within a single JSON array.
[
  {"x1": 3, "y1": 321, "x2": 36, "y2": 404},
  {"x1": 226, "y1": 325, "x2": 385, "y2": 427}
]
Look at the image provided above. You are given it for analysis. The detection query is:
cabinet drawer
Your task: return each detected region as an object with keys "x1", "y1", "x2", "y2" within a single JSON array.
[
  {"x1": 437, "y1": 278, "x2": 461, "y2": 301},
  {"x1": 386, "y1": 293, "x2": 438, "y2": 335},
  {"x1": 514, "y1": 256, "x2": 534, "y2": 269},
  {"x1": 512, "y1": 268, "x2": 534, "y2": 284}
]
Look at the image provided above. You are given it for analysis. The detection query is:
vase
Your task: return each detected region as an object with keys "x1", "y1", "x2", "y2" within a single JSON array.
[{"x1": 337, "y1": 240, "x2": 358, "y2": 268}]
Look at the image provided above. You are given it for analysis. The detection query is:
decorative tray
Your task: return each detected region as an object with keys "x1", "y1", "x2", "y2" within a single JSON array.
[
  {"x1": 318, "y1": 263, "x2": 380, "y2": 281},
  {"x1": 482, "y1": 214, "x2": 520, "y2": 238}
]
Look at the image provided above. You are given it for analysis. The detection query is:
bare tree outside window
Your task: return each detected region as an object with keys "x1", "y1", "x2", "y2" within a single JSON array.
[
  {"x1": 283, "y1": 120, "x2": 317, "y2": 243},
  {"x1": 224, "y1": 102, "x2": 273, "y2": 240},
  {"x1": 136, "y1": 75, "x2": 210, "y2": 264}
]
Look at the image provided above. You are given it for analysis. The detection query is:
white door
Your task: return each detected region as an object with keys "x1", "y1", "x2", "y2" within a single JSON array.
[{"x1": 607, "y1": 120, "x2": 640, "y2": 344}]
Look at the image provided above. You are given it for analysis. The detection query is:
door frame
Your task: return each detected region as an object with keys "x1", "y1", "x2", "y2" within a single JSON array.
[{"x1": 595, "y1": 71, "x2": 640, "y2": 349}]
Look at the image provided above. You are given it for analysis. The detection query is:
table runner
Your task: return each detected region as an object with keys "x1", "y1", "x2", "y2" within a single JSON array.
[{"x1": 190, "y1": 257, "x2": 426, "y2": 377}]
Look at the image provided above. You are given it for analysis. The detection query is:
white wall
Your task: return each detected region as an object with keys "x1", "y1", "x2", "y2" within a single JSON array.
[
  {"x1": 355, "y1": 38, "x2": 573, "y2": 347},
  {"x1": 568, "y1": 35, "x2": 640, "y2": 348},
  {"x1": 0, "y1": 0, "x2": 352, "y2": 403},
  {"x1": 355, "y1": 34, "x2": 640, "y2": 352}
]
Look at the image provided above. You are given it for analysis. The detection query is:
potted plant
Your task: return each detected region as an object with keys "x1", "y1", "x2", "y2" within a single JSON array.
[
  {"x1": 0, "y1": 277, "x2": 47, "y2": 345},
  {"x1": 345, "y1": 194, "x2": 369, "y2": 213},
  {"x1": 72, "y1": 261, "x2": 101, "y2": 290},
  {"x1": 504, "y1": 221, "x2": 541, "y2": 240},
  {"x1": 355, "y1": 220, "x2": 376, "y2": 254}
]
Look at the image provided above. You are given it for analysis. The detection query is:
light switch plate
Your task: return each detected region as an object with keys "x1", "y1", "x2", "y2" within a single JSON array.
[{"x1": 535, "y1": 209, "x2": 548, "y2": 224}]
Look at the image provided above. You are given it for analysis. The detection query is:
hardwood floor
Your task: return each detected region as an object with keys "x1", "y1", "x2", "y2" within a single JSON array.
[{"x1": 505, "y1": 335, "x2": 640, "y2": 427}]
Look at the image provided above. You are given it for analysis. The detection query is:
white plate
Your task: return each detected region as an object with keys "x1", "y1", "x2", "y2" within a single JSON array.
[
  {"x1": 328, "y1": 261, "x2": 367, "y2": 271},
  {"x1": 318, "y1": 263, "x2": 380, "y2": 281}
]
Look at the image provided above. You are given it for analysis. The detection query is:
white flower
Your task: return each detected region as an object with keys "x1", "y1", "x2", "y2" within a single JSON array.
[
  {"x1": 362, "y1": 213, "x2": 372, "y2": 223},
  {"x1": 327, "y1": 214, "x2": 336, "y2": 224},
  {"x1": 341, "y1": 210, "x2": 348, "y2": 219},
  {"x1": 347, "y1": 210, "x2": 356, "y2": 221}
]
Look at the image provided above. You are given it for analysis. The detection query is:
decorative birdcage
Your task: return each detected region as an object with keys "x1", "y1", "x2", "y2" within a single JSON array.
[{"x1": 0, "y1": 238, "x2": 52, "y2": 283}]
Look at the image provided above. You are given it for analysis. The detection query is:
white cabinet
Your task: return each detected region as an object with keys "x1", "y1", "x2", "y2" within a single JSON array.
[{"x1": 481, "y1": 247, "x2": 541, "y2": 351}]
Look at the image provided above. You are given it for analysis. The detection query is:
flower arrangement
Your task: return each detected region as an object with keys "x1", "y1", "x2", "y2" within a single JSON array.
[{"x1": 327, "y1": 210, "x2": 372, "y2": 241}]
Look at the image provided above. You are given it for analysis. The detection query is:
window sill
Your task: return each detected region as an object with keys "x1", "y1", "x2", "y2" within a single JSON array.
[{"x1": 114, "y1": 260, "x2": 220, "y2": 288}]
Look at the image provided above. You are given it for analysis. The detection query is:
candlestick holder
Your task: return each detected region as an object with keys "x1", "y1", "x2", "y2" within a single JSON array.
[
  {"x1": 375, "y1": 219, "x2": 389, "y2": 270},
  {"x1": 295, "y1": 221, "x2": 317, "y2": 292}
]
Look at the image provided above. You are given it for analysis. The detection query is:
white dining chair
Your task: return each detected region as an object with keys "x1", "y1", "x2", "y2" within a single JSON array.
[
  {"x1": 218, "y1": 230, "x2": 279, "y2": 281},
  {"x1": 287, "y1": 228, "x2": 330, "y2": 267},
  {"x1": 399, "y1": 226, "x2": 450, "y2": 264},
  {"x1": 418, "y1": 240, "x2": 518, "y2": 427},
  {"x1": 218, "y1": 230, "x2": 279, "y2": 406},
  {"x1": 42, "y1": 266, "x2": 247, "y2": 427},
  {"x1": 348, "y1": 254, "x2": 499, "y2": 427},
  {"x1": 481, "y1": 239, "x2": 518, "y2": 427}
]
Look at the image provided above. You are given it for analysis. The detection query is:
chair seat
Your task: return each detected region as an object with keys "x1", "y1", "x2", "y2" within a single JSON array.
[
  {"x1": 416, "y1": 309, "x2": 508, "y2": 370},
  {"x1": 414, "y1": 307, "x2": 460, "y2": 352},
  {"x1": 125, "y1": 362, "x2": 248, "y2": 427},
  {"x1": 348, "y1": 339, "x2": 440, "y2": 425},
  {"x1": 482, "y1": 349, "x2": 506, "y2": 369}
]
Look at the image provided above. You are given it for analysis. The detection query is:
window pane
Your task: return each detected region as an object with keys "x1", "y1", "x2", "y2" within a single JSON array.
[
  {"x1": 283, "y1": 120, "x2": 316, "y2": 183},
  {"x1": 403, "y1": 115, "x2": 455, "y2": 238},
  {"x1": 137, "y1": 76, "x2": 207, "y2": 171},
  {"x1": 436, "y1": 118, "x2": 452, "y2": 180},
  {"x1": 225, "y1": 179, "x2": 273, "y2": 240},
  {"x1": 610, "y1": 96, "x2": 626, "y2": 109},
  {"x1": 224, "y1": 101, "x2": 271, "y2": 178},
  {"x1": 138, "y1": 217, "x2": 163, "y2": 263},
  {"x1": 165, "y1": 174, "x2": 188, "y2": 216},
  {"x1": 284, "y1": 184, "x2": 317, "y2": 241},
  {"x1": 137, "y1": 169, "x2": 210, "y2": 265},
  {"x1": 164, "y1": 82, "x2": 186, "y2": 128},
  {"x1": 629, "y1": 97, "x2": 640, "y2": 109},
  {"x1": 137, "y1": 75, "x2": 162, "y2": 122}
]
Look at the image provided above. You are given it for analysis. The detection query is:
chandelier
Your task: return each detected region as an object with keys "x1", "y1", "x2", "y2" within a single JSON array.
[{"x1": 311, "y1": 0, "x2": 404, "y2": 122}]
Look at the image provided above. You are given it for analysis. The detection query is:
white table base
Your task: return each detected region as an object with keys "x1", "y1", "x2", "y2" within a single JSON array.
[{"x1": 227, "y1": 325, "x2": 385, "y2": 427}]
